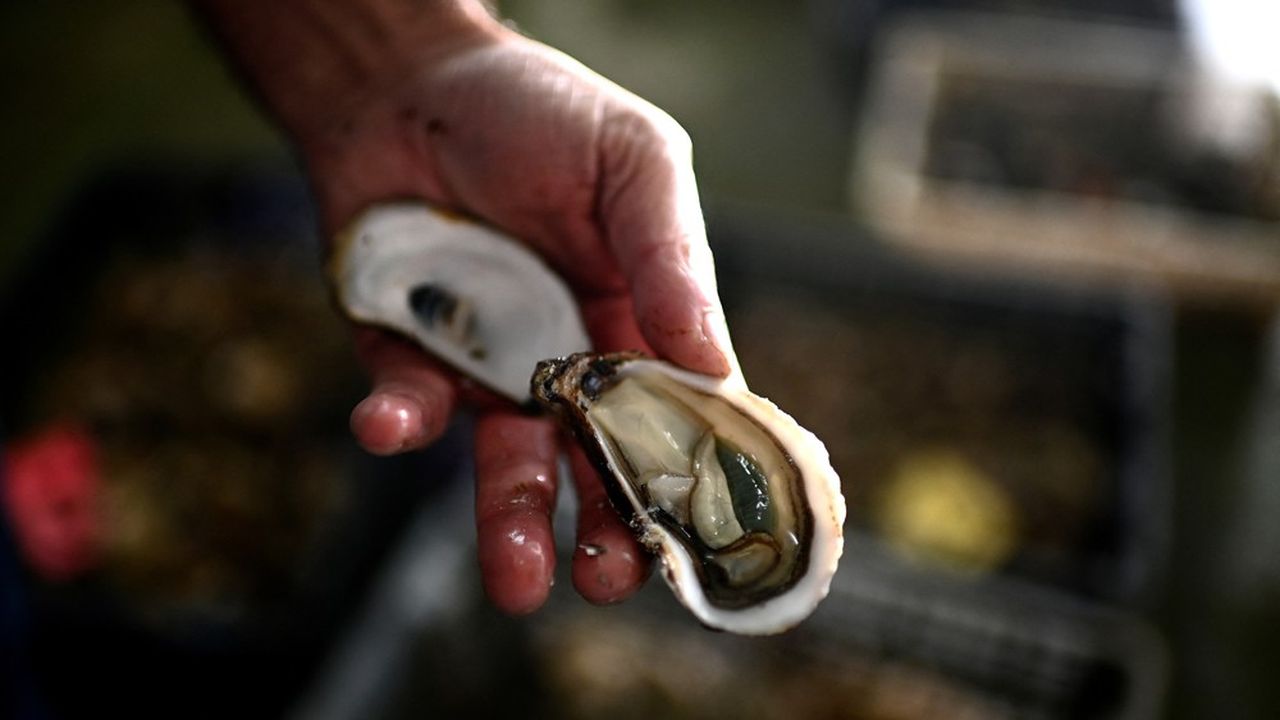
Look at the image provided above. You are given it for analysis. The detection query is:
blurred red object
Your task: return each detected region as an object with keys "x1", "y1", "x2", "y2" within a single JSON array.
[{"x1": 2, "y1": 425, "x2": 103, "y2": 581}]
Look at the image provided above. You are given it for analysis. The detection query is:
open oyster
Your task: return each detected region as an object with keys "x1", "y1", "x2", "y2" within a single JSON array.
[
  {"x1": 534, "y1": 353, "x2": 845, "y2": 635},
  {"x1": 330, "y1": 202, "x2": 844, "y2": 634}
]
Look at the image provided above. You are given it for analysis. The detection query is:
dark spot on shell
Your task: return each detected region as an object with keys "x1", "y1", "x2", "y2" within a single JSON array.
[
  {"x1": 589, "y1": 358, "x2": 616, "y2": 377},
  {"x1": 408, "y1": 284, "x2": 457, "y2": 329},
  {"x1": 580, "y1": 369, "x2": 605, "y2": 399}
]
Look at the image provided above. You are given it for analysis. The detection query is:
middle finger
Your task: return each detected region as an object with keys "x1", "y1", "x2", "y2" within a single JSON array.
[{"x1": 474, "y1": 411, "x2": 560, "y2": 615}]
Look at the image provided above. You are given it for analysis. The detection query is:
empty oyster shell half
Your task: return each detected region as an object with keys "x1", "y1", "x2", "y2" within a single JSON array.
[
  {"x1": 328, "y1": 203, "x2": 590, "y2": 404},
  {"x1": 534, "y1": 352, "x2": 845, "y2": 635}
]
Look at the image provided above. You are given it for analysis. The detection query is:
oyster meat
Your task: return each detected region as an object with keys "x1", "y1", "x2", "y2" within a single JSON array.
[{"x1": 534, "y1": 352, "x2": 845, "y2": 635}]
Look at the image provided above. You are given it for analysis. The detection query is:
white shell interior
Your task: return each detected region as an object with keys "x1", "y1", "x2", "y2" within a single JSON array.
[
  {"x1": 331, "y1": 204, "x2": 591, "y2": 403},
  {"x1": 593, "y1": 360, "x2": 846, "y2": 635}
]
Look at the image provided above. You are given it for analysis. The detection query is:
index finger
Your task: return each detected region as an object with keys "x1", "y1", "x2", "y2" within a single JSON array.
[
  {"x1": 350, "y1": 327, "x2": 458, "y2": 455},
  {"x1": 473, "y1": 411, "x2": 559, "y2": 615}
]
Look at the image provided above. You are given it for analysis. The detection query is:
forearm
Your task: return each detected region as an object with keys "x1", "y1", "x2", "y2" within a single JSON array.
[{"x1": 193, "y1": 0, "x2": 502, "y2": 142}]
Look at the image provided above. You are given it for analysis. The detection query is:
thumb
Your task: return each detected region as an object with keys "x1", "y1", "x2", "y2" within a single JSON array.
[{"x1": 597, "y1": 110, "x2": 737, "y2": 378}]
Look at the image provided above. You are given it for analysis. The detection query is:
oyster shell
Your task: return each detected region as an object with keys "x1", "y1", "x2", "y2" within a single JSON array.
[
  {"x1": 328, "y1": 203, "x2": 590, "y2": 404},
  {"x1": 330, "y1": 202, "x2": 845, "y2": 634},
  {"x1": 534, "y1": 352, "x2": 845, "y2": 635}
]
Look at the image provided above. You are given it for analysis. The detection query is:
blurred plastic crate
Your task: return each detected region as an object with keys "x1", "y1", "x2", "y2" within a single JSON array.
[{"x1": 852, "y1": 13, "x2": 1280, "y2": 303}]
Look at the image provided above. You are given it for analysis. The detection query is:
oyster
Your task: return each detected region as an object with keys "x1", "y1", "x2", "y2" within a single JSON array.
[
  {"x1": 330, "y1": 202, "x2": 845, "y2": 634},
  {"x1": 328, "y1": 203, "x2": 590, "y2": 404},
  {"x1": 534, "y1": 352, "x2": 845, "y2": 635}
]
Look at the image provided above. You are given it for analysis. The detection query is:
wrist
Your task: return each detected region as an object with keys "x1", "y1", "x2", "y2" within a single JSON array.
[{"x1": 196, "y1": 0, "x2": 505, "y2": 143}]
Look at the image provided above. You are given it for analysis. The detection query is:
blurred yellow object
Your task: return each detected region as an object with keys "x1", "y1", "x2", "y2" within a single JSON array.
[{"x1": 874, "y1": 450, "x2": 1018, "y2": 573}]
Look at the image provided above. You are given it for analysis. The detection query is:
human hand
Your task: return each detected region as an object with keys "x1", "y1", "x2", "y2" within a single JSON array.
[{"x1": 200, "y1": 0, "x2": 737, "y2": 614}]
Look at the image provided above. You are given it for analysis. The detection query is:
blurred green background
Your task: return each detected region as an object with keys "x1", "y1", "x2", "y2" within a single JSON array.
[
  {"x1": 0, "y1": 1, "x2": 854, "y2": 282},
  {"x1": 0, "y1": 3, "x2": 279, "y2": 281}
]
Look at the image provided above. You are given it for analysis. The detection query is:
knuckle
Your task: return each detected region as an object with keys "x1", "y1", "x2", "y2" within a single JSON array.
[
  {"x1": 635, "y1": 107, "x2": 692, "y2": 158},
  {"x1": 477, "y1": 459, "x2": 556, "y2": 515},
  {"x1": 482, "y1": 457, "x2": 554, "y2": 488},
  {"x1": 609, "y1": 105, "x2": 693, "y2": 159},
  {"x1": 655, "y1": 114, "x2": 693, "y2": 156}
]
